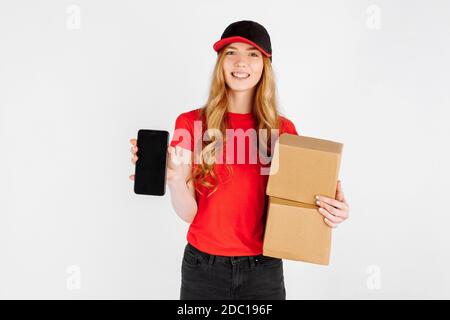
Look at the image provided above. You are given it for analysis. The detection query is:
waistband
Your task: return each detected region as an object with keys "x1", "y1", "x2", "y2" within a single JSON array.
[{"x1": 186, "y1": 243, "x2": 273, "y2": 267}]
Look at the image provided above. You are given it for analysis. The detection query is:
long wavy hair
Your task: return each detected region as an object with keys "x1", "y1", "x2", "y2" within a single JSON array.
[{"x1": 189, "y1": 45, "x2": 283, "y2": 197}]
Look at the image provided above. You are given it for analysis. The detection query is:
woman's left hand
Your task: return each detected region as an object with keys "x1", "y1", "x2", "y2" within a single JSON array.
[{"x1": 315, "y1": 180, "x2": 349, "y2": 228}]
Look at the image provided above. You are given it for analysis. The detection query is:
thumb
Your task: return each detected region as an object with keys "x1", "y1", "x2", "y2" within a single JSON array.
[
  {"x1": 170, "y1": 145, "x2": 182, "y2": 165},
  {"x1": 335, "y1": 180, "x2": 346, "y2": 202}
]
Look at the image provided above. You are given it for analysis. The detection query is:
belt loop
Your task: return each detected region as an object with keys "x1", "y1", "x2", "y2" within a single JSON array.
[
  {"x1": 249, "y1": 256, "x2": 256, "y2": 269},
  {"x1": 208, "y1": 254, "x2": 215, "y2": 265}
]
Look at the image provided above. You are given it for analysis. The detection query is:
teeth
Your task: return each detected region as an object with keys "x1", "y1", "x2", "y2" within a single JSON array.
[{"x1": 232, "y1": 72, "x2": 250, "y2": 79}]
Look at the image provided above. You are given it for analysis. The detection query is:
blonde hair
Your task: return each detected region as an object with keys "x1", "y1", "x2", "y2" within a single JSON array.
[{"x1": 189, "y1": 46, "x2": 283, "y2": 197}]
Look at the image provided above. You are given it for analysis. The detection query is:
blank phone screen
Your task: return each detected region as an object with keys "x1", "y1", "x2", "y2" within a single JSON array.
[{"x1": 134, "y1": 129, "x2": 169, "y2": 196}]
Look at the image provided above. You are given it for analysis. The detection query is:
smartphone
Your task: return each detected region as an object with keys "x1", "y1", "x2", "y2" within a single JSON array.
[{"x1": 134, "y1": 129, "x2": 169, "y2": 196}]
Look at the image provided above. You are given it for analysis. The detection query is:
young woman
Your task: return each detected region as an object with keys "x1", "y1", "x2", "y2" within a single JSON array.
[{"x1": 129, "y1": 20, "x2": 350, "y2": 300}]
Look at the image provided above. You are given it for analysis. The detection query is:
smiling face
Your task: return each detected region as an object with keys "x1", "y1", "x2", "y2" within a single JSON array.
[{"x1": 222, "y1": 42, "x2": 264, "y2": 92}]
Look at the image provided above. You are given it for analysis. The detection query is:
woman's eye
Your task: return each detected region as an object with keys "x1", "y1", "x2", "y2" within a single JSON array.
[{"x1": 225, "y1": 51, "x2": 258, "y2": 57}]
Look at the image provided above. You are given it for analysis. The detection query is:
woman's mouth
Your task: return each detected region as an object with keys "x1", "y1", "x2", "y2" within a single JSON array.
[{"x1": 231, "y1": 72, "x2": 250, "y2": 79}]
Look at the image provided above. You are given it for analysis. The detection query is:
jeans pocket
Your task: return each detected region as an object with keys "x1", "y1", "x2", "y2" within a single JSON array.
[
  {"x1": 183, "y1": 246, "x2": 200, "y2": 267},
  {"x1": 256, "y1": 255, "x2": 282, "y2": 267}
]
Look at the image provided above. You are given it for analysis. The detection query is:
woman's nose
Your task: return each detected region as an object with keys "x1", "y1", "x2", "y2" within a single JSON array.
[
  {"x1": 235, "y1": 59, "x2": 248, "y2": 67},
  {"x1": 233, "y1": 53, "x2": 250, "y2": 66}
]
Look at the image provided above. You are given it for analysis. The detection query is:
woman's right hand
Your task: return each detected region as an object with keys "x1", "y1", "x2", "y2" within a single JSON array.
[{"x1": 129, "y1": 138, "x2": 139, "y2": 181}]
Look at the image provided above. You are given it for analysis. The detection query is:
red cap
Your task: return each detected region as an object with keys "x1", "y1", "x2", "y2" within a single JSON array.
[{"x1": 212, "y1": 21, "x2": 273, "y2": 61}]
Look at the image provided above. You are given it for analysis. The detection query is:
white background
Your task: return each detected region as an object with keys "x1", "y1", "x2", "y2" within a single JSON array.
[{"x1": 1, "y1": 0, "x2": 449, "y2": 299}]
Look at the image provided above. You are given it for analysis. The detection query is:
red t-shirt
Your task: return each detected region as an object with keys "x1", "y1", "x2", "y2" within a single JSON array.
[{"x1": 169, "y1": 108, "x2": 299, "y2": 256}]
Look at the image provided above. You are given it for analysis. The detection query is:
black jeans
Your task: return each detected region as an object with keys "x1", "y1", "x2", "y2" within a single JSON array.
[{"x1": 180, "y1": 243, "x2": 286, "y2": 300}]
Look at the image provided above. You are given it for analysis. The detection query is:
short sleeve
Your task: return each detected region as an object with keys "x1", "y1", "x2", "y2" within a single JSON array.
[
  {"x1": 281, "y1": 117, "x2": 299, "y2": 136},
  {"x1": 169, "y1": 113, "x2": 194, "y2": 151}
]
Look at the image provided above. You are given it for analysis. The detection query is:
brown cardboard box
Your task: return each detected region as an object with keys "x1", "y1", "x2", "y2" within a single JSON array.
[
  {"x1": 266, "y1": 134, "x2": 343, "y2": 205},
  {"x1": 263, "y1": 133, "x2": 343, "y2": 265},
  {"x1": 263, "y1": 197, "x2": 332, "y2": 264}
]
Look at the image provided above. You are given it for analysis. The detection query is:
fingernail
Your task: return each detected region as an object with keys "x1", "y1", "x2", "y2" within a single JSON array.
[
  {"x1": 316, "y1": 200, "x2": 320, "y2": 205},
  {"x1": 318, "y1": 208, "x2": 324, "y2": 212},
  {"x1": 315, "y1": 195, "x2": 319, "y2": 200}
]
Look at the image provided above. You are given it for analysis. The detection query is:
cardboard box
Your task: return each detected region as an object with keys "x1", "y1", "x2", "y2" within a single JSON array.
[
  {"x1": 263, "y1": 133, "x2": 343, "y2": 265},
  {"x1": 266, "y1": 134, "x2": 343, "y2": 205},
  {"x1": 263, "y1": 197, "x2": 332, "y2": 265}
]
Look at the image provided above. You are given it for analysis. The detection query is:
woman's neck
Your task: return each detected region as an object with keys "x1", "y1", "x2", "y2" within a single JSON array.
[{"x1": 227, "y1": 89, "x2": 255, "y2": 114}]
